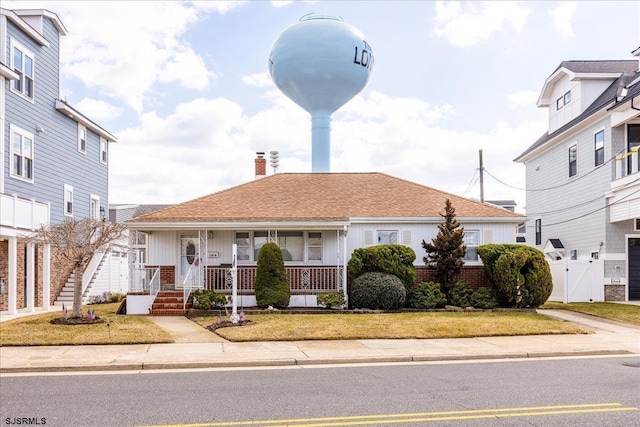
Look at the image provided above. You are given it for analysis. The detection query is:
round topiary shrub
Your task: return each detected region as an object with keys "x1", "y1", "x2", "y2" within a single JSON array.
[
  {"x1": 448, "y1": 280, "x2": 473, "y2": 307},
  {"x1": 470, "y1": 287, "x2": 499, "y2": 309},
  {"x1": 350, "y1": 272, "x2": 406, "y2": 310},
  {"x1": 408, "y1": 281, "x2": 447, "y2": 309},
  {"x1": 255, "y1": 242, "x2": 290, "y2": 308},
  {"x1": 348, "y1": 244, "x2": 417, "y2": 290}
]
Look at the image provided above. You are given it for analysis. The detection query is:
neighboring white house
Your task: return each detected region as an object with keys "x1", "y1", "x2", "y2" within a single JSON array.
[
  {"x1": 126, "y1": 155, "x2": 524, "y2": 311},
  {"x1": 515, "y1": 52, "x2": 640, "y2": 302}
]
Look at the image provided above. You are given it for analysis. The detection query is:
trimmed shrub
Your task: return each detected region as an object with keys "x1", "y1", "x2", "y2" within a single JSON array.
[
  {"x1": 317, "y1": 292, "x2": 346, "y2": 309},
  {"x1": 470, "y1": 287, "x2": 499, "y2": 309},
  {"x1": 478, "y1": 244, "x2": 552, "y2": 308},
  {"x1": 190, "y1": 289, "x2": 228, "y2": 310},
  {"x1": 350, "y1": 272, "x2": 406, "y2": 310},
  {"x1": 255, "y1": 242, "x2": 290, "y2": 308},
  {"x1": 348, "y1": 244, "x2": 417, "y2": 290},
  {"x1": 408, "y1": 281, "x2": 447, "y2": 309},
  {"x1": 448, "y1": 280, "x2": 473, "y2": 307}
]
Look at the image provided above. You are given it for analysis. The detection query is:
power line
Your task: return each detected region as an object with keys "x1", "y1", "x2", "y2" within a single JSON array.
[{"x1": 463, "y1": 169, "x2": 479, "y2": 197}]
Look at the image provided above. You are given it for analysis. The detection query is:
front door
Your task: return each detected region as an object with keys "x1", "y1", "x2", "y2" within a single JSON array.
[
  {"x1": 180, "y1": 235, "x2": 199, "y2": 287},
  {"x1": 629, "y1": 238, "x2": 640, "y2": 300}
]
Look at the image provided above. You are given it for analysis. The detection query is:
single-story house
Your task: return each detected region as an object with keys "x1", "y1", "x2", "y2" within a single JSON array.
[{"x1": 125, "y1": 155, "x2": 524, "y2": 313}]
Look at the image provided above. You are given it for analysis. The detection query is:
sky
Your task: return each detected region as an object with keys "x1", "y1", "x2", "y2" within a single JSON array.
[{"x1": 5, "y1": 1, "x2": 640, "y2": 213}]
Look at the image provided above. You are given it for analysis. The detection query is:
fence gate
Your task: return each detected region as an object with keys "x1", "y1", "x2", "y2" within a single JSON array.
[{"x1": 547, "y1": 259, "x2": 604, "y2": 303}]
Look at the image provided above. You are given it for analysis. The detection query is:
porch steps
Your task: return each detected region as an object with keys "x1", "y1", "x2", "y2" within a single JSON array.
[
  {"x1": 53, "y1": 254, "x2": 107, "y2": 307},
  {"x1": 150, "y1": 291, "x2": 192, "y2": 316}
]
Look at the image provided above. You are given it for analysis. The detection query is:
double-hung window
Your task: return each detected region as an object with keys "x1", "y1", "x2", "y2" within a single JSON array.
[
  {"x1": 594, "y1": 129, "x2": 605, "y2": 167},
  {"x1": 307, "y1": 232, "x2": 323, "y2": 261},
  {"x1": 236, "y1": 232, "x2": 250, "y2": 261},
  {"x1": 11, "y1": 40, "x2": 35, "y2": 100},
  {"x1": 463, "y1": 230, "x2": 479, "y2": 262},
  {"x1": 78, "y1": 125, "x2": 87, "y2": 154},
  {"x1": 100, "y1": 137, "x2": 108, "y2": 164},
  {"x1": 64, "y1": 184, "x2": 74, "y2": 217},
  {"x1": 568, "y1": 144, "x2": 577, "y2": 177},
  {"x1": 10, "y1": 125, "x2": 34, "y2": 182}
]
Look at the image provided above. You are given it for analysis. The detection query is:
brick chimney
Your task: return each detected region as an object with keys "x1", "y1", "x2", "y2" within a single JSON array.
[{"x1": 255, "y1": 152, "x2": 266, "y2": 179}]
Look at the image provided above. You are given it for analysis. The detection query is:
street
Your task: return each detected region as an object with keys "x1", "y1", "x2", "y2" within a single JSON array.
[{"x1": 1, "y1": 356, "x2": 639, "y2": 426}]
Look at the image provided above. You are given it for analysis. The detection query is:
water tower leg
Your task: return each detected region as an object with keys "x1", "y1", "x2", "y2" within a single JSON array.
[{"x1": 311, "y1": 115, "x2": 331, "y2": 173}]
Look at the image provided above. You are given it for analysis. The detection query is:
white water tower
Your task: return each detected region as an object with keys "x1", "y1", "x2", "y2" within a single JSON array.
[{"x1": 269, "y1": 14, "x2": 374, "y2": 172}]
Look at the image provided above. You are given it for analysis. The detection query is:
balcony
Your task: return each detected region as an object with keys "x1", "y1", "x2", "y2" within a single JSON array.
[
  {"x1": 0, "y1": 193, "x2": 50, "y2": 236},
  {"x1": 609, "y1": 148, "x2": 640, "y2": 222}
]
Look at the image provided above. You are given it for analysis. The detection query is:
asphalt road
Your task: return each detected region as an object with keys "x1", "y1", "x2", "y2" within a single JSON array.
[{"x1": 1, "y1": 356, "x2": 639, "y2": 427}]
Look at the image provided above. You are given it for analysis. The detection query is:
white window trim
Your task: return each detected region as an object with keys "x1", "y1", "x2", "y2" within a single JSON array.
[
  {"x1": 9, "y1": 38, "x2": 35, "y2": 103},
  {"x1": 594, "y1": 127, "x2": 605, "y2": 167},
  {"x1": 100, "y1": 136, "x2": 107, "y2": 165},
  {"x1": 78, "y1": 124, "x2": 87, "y2": 154},
  {"x1": 377, "y1": 229, "x2": 399, "y2": 244},
  {"x1": 568, "y1": 143, "x2": 577, "y2": 178},
  {"x1": 90, "y1": 194, "x2": 100, "y2": 219},
  {"x1": 64, "y1": 184, "x2": 74, "y2": 217},
  {"x1": 9, "y1": 124, "x2": 34, "y2": 183},
  {"x1": 463, "y1": 229, "x2": 481, "y2": 264},
  {"x1": 307, "y1": 231, "x2": 323, "y2": 262}
]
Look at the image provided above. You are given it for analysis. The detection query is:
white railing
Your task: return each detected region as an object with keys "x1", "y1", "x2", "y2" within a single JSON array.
[
  {"x1": 615, "y1": 146, "x2": 639, "y2": 180},
  {"x1": 0, "y1": 193, "x2": 49, "y2": 230},
  {"x1": 149, "y1": 268, "x2": 160, "y2": 302},
  {"x1": 81, "y1": 250, "x2": 106, "y2": 296},
  {"x1": 128, "y1": 266, "x2": 160, "y2": 293},
  {"x1": 182, "y1": 267, "x2": 194, "y2": 311}
]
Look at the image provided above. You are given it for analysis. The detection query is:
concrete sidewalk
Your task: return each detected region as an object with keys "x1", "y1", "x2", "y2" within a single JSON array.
[{"x1": 0, "y1": 310, "x2": 638, "y2": 373}]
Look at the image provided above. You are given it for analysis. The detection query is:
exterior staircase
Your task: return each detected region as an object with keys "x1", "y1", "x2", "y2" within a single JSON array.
[
  {"x1": 150, "y1": 291, "x2": 192, "y2": 316},
  {"x1": 54, "y1": 253, "x2": 107, "y2": 307}
]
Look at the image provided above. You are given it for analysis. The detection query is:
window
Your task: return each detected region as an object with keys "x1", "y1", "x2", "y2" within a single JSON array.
[
  {"x1": 64, "y1": 184, "x2": 73, "y2": 216},
  {"x1": 78, "y1": 125, "x2": 87, "y2": 154},
  {"x1": 236, "y1": 232, "x2": 250, "y2": 261},
  {"x1": 564, "y1": 91, "x2": 571, "y2": 105},
  {"x1": 568, "y1": 144, "x2": 577, "y2": 177},
  {"x1": 594, "y1": 129, "x2": 604, "y2": 166},
  {"x1": 277, "y1": 231, "x2": 303, "y2": 261},
  {"x1": 556, "y1": 97, "x2": 563, "y2": 110},
  {"x1": 377, "y1": 230, "x2": 399, "y2": 244},
  {"x1": 10, "y1": 125, "x2": 34, "y2": 181},
  {"x1": 100, "y1": 137, "x2": 108, "y2": 164},
  {"x1": 90, "y1": 194, "x2": 100, "y2": 219},
  {"x1": 627, "y1": 124, "x2": 640, "y2": 174},
  {"x1": 308, "y1": 232, "x2": 323, "y2": 261},
  {"x1": 11, "y1": 40, "x2": 35, "y2": 100},
  {"x1": 463, "y1": 230, "x2": 479, "y2": 262},
  {"x1": 535, "y1": 219, "x2": 542, "y2": 246}
]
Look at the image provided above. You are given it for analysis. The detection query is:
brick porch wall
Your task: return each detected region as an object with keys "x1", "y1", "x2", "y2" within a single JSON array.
[
  {"x1": 415, "y1": 265, "x2": 489, "y2": 290},
  {"x1": 146, "y1": 265, "x2": 176, "y2": 286},
  {"x1": 604, "y1": 284, "x2": 626, "y2": 302}
]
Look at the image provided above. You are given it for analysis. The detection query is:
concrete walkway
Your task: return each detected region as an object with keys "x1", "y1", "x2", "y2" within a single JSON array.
[{"x1": 0, "y1": 310, "x2": 638, "y2": 373}]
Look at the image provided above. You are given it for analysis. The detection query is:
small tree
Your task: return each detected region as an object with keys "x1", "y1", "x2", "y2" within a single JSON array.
[
  {"x1": 422, "y1": 199, "x2": 466, "y2": 297},
  {"x1": 28, "y1": 218, "x2": 128, "y2": 318},
  {"x1": 254, "y1": 242, "x2": 290, "y2": 308}
]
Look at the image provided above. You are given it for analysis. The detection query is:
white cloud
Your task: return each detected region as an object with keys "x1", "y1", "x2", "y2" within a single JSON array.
[
  {"x1": 271, "y1": 1, "x2": 293, "y2": 8},
  {"x1": 73, "y1": 98, "x2": 123, "y2": 122},
  {"x1": 433, "y1": 1, "x2": 530, "y2": 47},
  {"x1": 508, "y1": 90, "x2": 539, "y2": 109},
  {"x1": 549, "y1": 1, "x2": 577, "y2": 38},
  {"x1": 242, "y1": 72, "x2": 275, "y2": 88}
]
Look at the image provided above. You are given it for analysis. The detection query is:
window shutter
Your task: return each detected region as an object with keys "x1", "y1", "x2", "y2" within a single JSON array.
[
  {"x1": 364, "y1": 230, "x2": 373, "y2": 246},
  {"x1": 483, "y1": 229, "x2": 493, "y2": 244},
  {"x1": 402, "y1": 230, "x2": 411, "y2": 245}
]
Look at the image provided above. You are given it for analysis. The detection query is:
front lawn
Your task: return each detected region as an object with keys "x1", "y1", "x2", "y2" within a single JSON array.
[
  {"x1": 0, "y1": 303, "x2": 173, "y2": 346},
  {"x1": 191, "y1": 311, "x2": 589, "y2": 342},
  {"x1": 540, "y1": 302, "x2": 640, "y2": 326}
]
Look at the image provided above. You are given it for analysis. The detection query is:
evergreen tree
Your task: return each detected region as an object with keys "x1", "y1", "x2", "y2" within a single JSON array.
[
  {"x1": 255, "y1": 242, "x2": 290, "y2": 308},
  {"x1": 422, "y1": 199, "x2": 466, "y2": 297}
]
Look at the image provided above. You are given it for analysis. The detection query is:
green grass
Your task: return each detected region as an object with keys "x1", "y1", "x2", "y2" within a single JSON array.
[
  {"x1": 0, "y1": 303, "x2": 173, "y2": 346},
  {"x1": 541, "y1": 302, "x2": 640, "y2": 326},
  {"x1": 191, "y1": 312, "x2": 590, "y2": 342}
]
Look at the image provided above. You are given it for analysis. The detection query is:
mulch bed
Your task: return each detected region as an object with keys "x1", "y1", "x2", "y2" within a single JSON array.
[
  {"x1": 205, "y1": 319, "x2": 254, "y2": 332},
  {"x1": 50, "y1": 317, "x2": 105, "y2": 325}
]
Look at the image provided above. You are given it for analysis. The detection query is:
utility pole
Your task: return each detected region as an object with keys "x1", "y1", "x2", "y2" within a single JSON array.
[{"x1": 479, "y1": 149, "x2": 484, "y2": 203}]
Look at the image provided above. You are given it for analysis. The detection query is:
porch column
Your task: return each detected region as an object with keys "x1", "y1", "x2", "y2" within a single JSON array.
[
  {"x1": 342, "y1": 226, "x2": 348, "y2": 304},
  {"x1": 42, "y1": 243, "x2": 51, "y2": 310},
  {"x1": 7, "y1": 236, "x2": 17, "y2": 314},
  {"x1": 26, "y1": 242, "x2": 35, "y2": 312}
]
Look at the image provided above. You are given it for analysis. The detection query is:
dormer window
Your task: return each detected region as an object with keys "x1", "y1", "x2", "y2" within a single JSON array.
[
  {"x1": 556, "y1": 97, "x2": 563, "y2": 110},
  {"x1": 564, "y1": 91, "x2": 571, "y2": 105}
]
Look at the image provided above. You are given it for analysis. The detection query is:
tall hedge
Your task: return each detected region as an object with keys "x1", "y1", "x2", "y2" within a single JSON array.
[
  {"x1": 255, "y1": 242, "x2": 290, "y2": 308},
  {"x1": 347, "y1": 244, "x2": 416, "y2": 289},
  {"x1": 477, "y1": 244, "x2": 552, "y2": 307}
]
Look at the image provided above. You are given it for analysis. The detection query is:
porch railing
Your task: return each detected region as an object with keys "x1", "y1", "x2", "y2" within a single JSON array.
[
  {"x1": 615, "y1": 146, "x2": 639, "y2": 180},
  {"x1": 129, "y1": 266, "x2": 160, "y2": 294},
  {"x1": 204, "y1": 266, "x2": 342, "y2": 294}
]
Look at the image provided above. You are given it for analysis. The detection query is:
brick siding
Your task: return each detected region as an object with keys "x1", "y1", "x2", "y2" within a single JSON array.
[
  {"x1": 604, "y1": 284, "x2": 626, "y2": 302},
  {"x1": 415, "y1": 265, "x2": 488, "y2": 290},
  {"x1": 146, "y1": 265, "x2": 176, "y2": 286}
]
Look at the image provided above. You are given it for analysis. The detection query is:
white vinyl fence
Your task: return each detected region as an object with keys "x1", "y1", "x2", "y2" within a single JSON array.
[{"x1": 547, "y1": 259, "x2": 604, "y2": 303}]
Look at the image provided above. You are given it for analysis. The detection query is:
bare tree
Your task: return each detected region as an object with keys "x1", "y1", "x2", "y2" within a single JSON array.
[{"x1": 27, "y1": 218, "x2": 128, "y2": 318}]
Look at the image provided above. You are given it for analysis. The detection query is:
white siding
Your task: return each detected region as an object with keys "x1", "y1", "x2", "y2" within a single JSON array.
[{"x1": 147, "y1": 230, "x2": 178, "y2": 265}]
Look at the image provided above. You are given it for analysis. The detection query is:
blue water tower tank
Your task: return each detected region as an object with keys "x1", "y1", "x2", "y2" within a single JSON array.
[{"x1": 269, "y1": 14, "x2": 374, "y2": 172}]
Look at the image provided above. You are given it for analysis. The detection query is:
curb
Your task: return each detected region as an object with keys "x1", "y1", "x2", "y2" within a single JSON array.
[{"x1": 1, "y1": 349, "x2": 633, "y2": 374}]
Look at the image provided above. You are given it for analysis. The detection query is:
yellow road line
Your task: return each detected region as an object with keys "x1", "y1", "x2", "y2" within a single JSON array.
[{"x1": 137, "y1": 402, "x2": 638, "y2": 427}]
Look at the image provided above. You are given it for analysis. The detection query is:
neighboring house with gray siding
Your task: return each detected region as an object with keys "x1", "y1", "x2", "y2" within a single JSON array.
[
  {"x1": 515, "y1": 53, "x2": 640, "y2": 302},
  {"x1": 0, "y1": 8, "x2": 117, "y2": 313}
]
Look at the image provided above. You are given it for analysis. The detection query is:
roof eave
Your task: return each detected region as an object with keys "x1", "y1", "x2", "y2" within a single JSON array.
[
  {"x1": 0, "y1": 63, "x2": 19, "y2": 80},
  {"x1": 55, "y1": 99, "x2": 118, "y2": 142},
  {"x1": 126, "y1": 220, "x2": 351, "y2": 230},
  {"x1": 1, "y1": 8, "x2": 50, "y2": 47}
]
